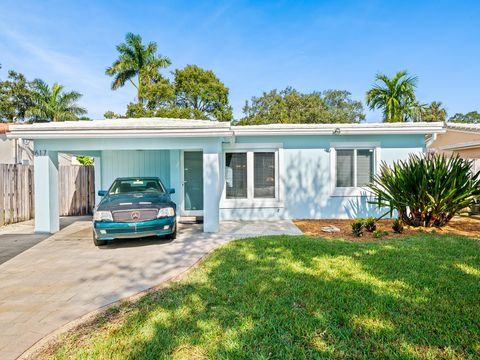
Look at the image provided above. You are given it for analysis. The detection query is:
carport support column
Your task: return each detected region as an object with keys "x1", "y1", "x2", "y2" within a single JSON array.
[
  {"x1": 34, "y1": 151, "x2": 59, "y2": 233},
  {"x1": 203, "y1": 144, "x2": 221, "y2": 232},
  {"x1": 93, "y1": 154, "x2": 102, "y2": 206}
]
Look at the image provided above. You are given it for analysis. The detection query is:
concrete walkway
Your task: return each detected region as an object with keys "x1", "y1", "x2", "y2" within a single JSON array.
[{"x1": 0, "y1": 218, "x2": 301, "y2": 359}]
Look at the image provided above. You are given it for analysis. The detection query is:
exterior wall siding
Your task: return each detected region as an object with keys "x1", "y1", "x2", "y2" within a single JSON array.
[
  {"x1": 220, "y1": 134, "x2": 425, "y2": 220},
  {"x1": 100, "y1": 150, "x2": 171, "y2": 190}
]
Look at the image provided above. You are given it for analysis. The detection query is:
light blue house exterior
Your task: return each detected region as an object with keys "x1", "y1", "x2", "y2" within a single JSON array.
[{"x1": 5, "y1": 119, "x2": 444, "y2": 234}]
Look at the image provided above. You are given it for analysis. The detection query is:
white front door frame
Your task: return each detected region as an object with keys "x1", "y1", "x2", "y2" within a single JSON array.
[{"x1": 180, "y1": 150, "x2": 204, "y2": 217}]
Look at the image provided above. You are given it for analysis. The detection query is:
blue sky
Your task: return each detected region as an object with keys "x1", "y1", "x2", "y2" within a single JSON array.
[{"x1": 0, "y1": 0, "x2": 479, "y2": 121}]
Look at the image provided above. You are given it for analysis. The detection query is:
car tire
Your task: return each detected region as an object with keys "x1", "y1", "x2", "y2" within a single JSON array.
[
  {"x1": 93, "y1": 231, "x2": 107, "y2": 246},
  {"x1": 166, "y1": 223, "x2": 177, "y2": 240}
]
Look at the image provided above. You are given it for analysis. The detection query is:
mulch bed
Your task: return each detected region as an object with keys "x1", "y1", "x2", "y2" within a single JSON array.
[{"x1": 294, "y1": 217, "x2": 480, "y2": 241}]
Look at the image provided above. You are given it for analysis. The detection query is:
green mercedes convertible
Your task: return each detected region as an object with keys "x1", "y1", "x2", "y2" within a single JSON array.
[{"x1": 92, "y1": 177, "x2": 177, "y2": 246}]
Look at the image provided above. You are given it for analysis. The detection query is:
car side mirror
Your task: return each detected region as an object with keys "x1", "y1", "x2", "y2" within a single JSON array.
[
  {"x1": 168, "y1": 188, "x2": 175, "y2": 194},
  {"x1": 98, "y1": 190, "x2": 107, "y2": 197}
]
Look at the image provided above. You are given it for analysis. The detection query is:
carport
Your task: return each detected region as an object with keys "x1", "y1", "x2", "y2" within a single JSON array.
[{"x1": 5, "y1": 119, "x2": 232, "y2": 234}]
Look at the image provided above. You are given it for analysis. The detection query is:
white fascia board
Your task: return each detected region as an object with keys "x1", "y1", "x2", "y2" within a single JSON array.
[
  {"x1": 6, "y1": 129, "x2": 233, "y2": 139},
  {"x1": 440, "y1": 141, "x2": 480, "y2": 151},
  {"x1": 233, "y1": 123, "x2": 445, "y2": 136}
]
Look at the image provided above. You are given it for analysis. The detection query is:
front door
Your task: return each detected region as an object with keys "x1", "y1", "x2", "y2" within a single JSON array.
[{"x1": 182, "y1": 151, "x2": 203, "y2": 216}]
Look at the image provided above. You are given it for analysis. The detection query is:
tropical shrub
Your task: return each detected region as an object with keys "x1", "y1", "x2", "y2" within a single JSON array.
[
  {"x1": 392, "y1": 218, "x2": 404, "y2": 234},
  {"x1": 363, "y1": 217, "x2": 377, "y2": 232},
  {"x1": 369, "y1": 154, "x2": 480, "y2": 227},
  {"x1": 351, "y1": 219, "x2": 364, "y2": 237},
  {"x1": 373, "y1": 230, "x2": 389, "y2": 238}
]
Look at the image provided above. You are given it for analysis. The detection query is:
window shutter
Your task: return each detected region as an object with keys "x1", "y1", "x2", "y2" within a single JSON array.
[
  {"x1": 336, "y1": 150, "x2": 354, "y2": 187},
  {"x1": 357, "y1": 149, "x2": 374, "y2": 186}
]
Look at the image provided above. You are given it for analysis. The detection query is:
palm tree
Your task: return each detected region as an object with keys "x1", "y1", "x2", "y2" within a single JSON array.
[
  {"x1": 106, "y1": 33, "x2": 171, "y2": 103},
  {"x1": 27, "y1": 81, "x2": 87, "y2": 122},
  {"x1": 419, "y1": 101, "x2": 447, "y2": 122},
  {"x1": 366, "y1": 70, "x2": 418, "y2": 122}
]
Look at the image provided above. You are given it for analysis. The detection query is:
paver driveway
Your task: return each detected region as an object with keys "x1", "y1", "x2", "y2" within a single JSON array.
[{"x1": 0, "y1": 218, "x2": 301, "y2": 359}]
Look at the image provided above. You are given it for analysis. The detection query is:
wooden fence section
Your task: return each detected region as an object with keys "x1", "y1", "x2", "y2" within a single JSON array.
[
  {"x1": 0, "y1": 164, "x2": 95, "y2": 226},
  {"x1": 59, "y1": 165, "x2": 95, "y2": 216},
  {"x1": 0, "y1": 164, "x2": 34, "y2": 226}
]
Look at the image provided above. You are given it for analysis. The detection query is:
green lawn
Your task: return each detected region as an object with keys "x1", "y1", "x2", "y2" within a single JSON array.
[{"x1": 51, "y1": 235, "x2": 479, "y2": 359}]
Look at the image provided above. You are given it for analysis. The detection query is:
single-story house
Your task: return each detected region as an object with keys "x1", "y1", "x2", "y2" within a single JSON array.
[
  {"x1": 1, "y1": 119, "x2": 444, "y2": 234},
  {"x1": 429, "y1": 122, "x2": 480, "y2": 173}
]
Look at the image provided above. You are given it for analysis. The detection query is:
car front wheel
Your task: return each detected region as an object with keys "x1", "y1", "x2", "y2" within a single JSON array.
[
  {"x1": 93, "y1": 230, "x2": 107, "y2": 246},
  {"x1": 166, "y1": 223, "x2": 177, "y2": 240}
]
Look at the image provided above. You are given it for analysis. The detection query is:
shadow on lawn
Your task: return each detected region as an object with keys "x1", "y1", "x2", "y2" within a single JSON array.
[{"x1": 84, "y1": 235, "x2": 480, "y2": 359}]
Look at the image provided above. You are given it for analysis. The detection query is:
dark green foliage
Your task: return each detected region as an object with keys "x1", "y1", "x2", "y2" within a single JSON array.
[
  {"x1": 106, "y1": 32, "x2": 171, "y2": 103},
  {"x1": 351, "y1": 219, "x2": 364, "y2": 237},
  {"x1": 0, "y1": 70, "x2": 37, "y2": 122},
  {"x1": 369, "y1": 154, "x2": 480, "y2": 227},
  {"x1": 366, "y1": 70, "x2": 418, "y2": 122},
  {"x1": 363, "y1": 217, "x2": 377, "y2": 232},
  {"x1": 173, "y1": 65, "x2": 233, "y2": 121},
  {"x1": 27, "y1": 81, "x2": 86, "y2": 122},
  {"x1": 238, "y1": 87, "x2": 364, "y2": 125},
  {"x1": 392, "y1": 218, "x2": 404, "y2": 233},
  {"x1": 420, "y1": 101, "x2": 447, "y2": 122},
  {"x1": 448, "y1": 111, "x2": 480, "y2": 124}
]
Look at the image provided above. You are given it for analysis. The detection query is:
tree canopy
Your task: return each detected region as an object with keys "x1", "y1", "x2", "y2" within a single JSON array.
[
  {"x1": 106, "y1": 33, "x2": 171, "y2": 103},
  {"x1": 419, "y1": 101, "x2": 447, "y2": 122},
  {"x1": 238, "y1": 87, "x2": 364, "y2": 125},
  {"x1": 448, "y1": 111, "x2": 480, "y2": 124},
  {"x1": 0, "y1": 66, "x2": 86, "y2": 123},
  {"x1": 0, "y1": 70, "x2": 36, "y2": 122},
  {"x1": 118, "y1": 64, "x2": 233, "y2": 121},
  {"x1": 366, "y1": 70, "x2": 419, "y2": 122},
  {"x1": 27, "y1": 81, "x2": 86, "y2": 122}
]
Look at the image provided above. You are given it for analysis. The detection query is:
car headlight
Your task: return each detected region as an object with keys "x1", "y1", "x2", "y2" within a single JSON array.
[
  {"x1": 157, "y1": 207, "x2": 175, "y2": 218},
  {"x1": 93, "y1": 210, "x2": 113, "y2": 221}
]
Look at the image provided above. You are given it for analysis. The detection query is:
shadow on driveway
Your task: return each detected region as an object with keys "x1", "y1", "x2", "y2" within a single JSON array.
[{"x1": 0, "y1": 216, "x2": 89, "y2": 265}]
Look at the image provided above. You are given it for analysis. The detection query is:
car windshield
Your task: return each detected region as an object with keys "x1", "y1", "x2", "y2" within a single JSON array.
[{"x1": 108, "y1": 179, "x2": 166, "y2": 195}]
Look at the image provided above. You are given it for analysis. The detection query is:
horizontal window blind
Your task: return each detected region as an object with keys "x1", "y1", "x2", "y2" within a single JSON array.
[
  {"x1": 225, "y1": 153, "x2": 247, "y2": 199},
  {"x1": 357, "y1": 149, "x2": 374, "y2": 186},
  {"x1": 336, "y1": 149, "x2": 354, "y2": 187},
  {"x1": 254, "y1": 152, "x2": 275, "y2": 198}
]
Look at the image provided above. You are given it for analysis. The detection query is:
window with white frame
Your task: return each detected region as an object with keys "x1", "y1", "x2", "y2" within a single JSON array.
[
  {"x1": 224, "y1": 150, "x2": 279, "y2": 203},
  {"x1": 225, "y1": 153, "x2": 247, "y2": 198},
  {"x1": 336, "y1": 148, "x2": 374, "y2": 188}
]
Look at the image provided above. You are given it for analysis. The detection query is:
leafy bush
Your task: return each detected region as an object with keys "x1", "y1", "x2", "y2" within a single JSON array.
[
  {"x1": 368, "y1": 154, "x2": 480, "y2": 227},
  {"x1": 373, "y1": 230, "x2": 389, "y2": 238},
  {"x1": 76, "y1": 155, "x2": 94, "y2": 166},
  {"x1": 363, "y1": 217, "x2": 377, "y2": 232},
  {"x1": 351, "y1": 220, "x2": 364, "y2": 237},
  {"x1": 392, "y1": 218, "x2": 404, "y2": 233}
]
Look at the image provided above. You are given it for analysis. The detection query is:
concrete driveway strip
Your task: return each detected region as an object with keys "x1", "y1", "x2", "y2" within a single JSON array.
[
  {"x1": 0, "y1": 218, "x2": 301, "y2": 360},
  {"x1": 0, "y1": 217, "x2": 85, "y2": 265}
]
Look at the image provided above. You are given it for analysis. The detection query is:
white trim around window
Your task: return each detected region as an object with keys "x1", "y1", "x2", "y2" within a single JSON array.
[
  {"x1": 221, "y1": 143, "x2": 284, "y2": 208},
  {"x1": 329, "y1": 142, "x2": 381, "y2": 197}
]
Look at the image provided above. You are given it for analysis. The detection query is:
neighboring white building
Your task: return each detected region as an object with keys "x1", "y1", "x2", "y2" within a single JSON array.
[
  {"x1": 0, "y1": 131, "x2": 79, "y2": 166},
  {"x1": 0, "y1": 135, "x2": 33, "y2": 165}
]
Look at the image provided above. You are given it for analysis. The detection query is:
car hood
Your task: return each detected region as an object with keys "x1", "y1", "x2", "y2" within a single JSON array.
[{"x1": 97, "y1": 192, "x2": 175, "y2": 212}]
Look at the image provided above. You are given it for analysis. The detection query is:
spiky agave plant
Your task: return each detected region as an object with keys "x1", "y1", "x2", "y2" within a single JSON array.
[{"x1": 368, "y1": 154, "x2": 480, "y2": 227}]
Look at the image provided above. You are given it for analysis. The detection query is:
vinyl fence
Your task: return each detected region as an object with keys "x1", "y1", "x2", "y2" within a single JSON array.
[{"x1": 0, "y1": 164, "x2": 95, "y2": 226}]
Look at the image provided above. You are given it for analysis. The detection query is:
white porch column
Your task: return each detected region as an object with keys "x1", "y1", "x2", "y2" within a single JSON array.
[
  {"x1": 34, "y1": 150, "x2": 59, "y2": 233},
  {"x1": 169, "y1": 150, "x2": 181, "y2": 206},
  {"x1": 93, "y1": 154, "x2": 102, "y2": 206},
  {"x1": 203, "y1": 143, "x2": 222, "y2": 232}
]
